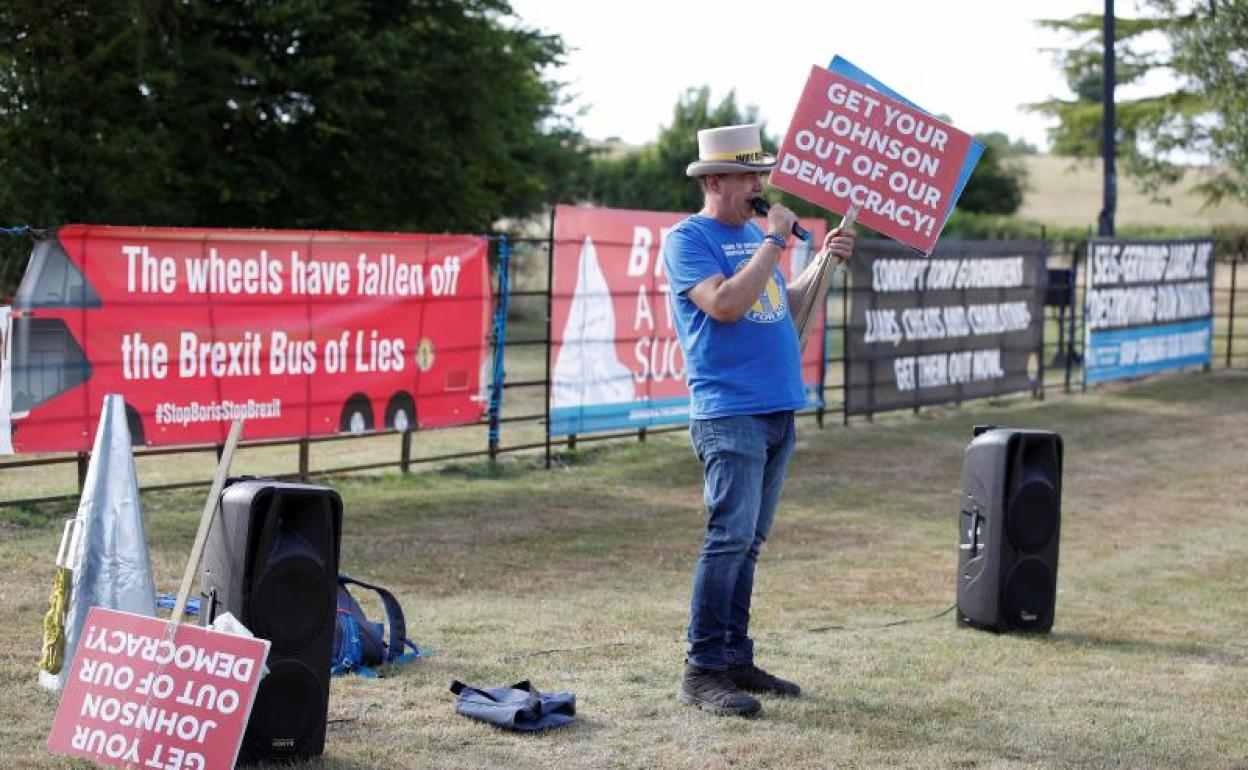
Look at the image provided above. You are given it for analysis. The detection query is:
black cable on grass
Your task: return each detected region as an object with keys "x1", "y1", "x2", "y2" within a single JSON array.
[
  {"x1": 500, "y1": 605, "x2": 959, "y2": 660},
  {"x1": 502, "y1": 641, "x2": 635, "y2": 660},
  {"x1": 327, "y1": 702, "x2": 382, "y2": 726},
  {"x1": 802, "y1": 602, "x2": 957, "y2": 634}
]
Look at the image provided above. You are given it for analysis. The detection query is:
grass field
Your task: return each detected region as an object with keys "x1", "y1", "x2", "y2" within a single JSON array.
[
  {"x1": 0, "y1": 368, "x2": 1245, "y2": 768},
  {"x1": 1017, "y1": 155, "x2": 1248, "y2": 231}
]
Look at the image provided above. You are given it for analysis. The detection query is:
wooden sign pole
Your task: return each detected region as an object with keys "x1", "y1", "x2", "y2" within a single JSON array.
[
  {"x1": 795, "y1": 205, "x2": 859, "y2": 351},
  {"x1": 171, "y1": 419, "x2": 245, "y2": 622}
]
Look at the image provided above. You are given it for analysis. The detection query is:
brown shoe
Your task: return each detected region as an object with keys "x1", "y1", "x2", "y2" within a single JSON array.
[
  {"x1": 678, "y1": 664, "x2": 762, "y2": 716},
  {"x1": 727, "y1": 664, "x2": 801, "y2": 696}
]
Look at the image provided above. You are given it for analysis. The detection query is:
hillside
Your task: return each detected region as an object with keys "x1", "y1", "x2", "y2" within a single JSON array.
[{"x1": 1018, "y1": 154, "x2": 1248, "y2": 230}]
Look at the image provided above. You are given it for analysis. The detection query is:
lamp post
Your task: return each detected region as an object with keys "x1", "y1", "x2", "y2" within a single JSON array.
[{"x1": 1098, "y1": 0, "x2": 1117, "y2": 237}]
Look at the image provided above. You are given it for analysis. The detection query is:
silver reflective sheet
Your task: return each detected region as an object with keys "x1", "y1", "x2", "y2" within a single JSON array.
[{"x1": 51, "y1": 394, "x2": 156, "y2": 690}]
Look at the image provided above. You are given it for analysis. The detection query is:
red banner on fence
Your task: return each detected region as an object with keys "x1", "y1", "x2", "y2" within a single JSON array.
[
  {"x1": 772, "y1": 66, "x2": 974, "y2": 254},
  {"x1": 47, "y1": 607, "x2": 268, "y2": 770},
  {"x1": 4, "y1": 225, "x2": 491, "y2": 452},
  {"x1": 550, "y1": 204, "x2": 826, "y2": 435}
]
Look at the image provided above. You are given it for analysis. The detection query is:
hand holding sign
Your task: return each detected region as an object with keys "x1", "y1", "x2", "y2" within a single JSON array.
[
  {"x1": 771, "y1": 65, "x2": 975, "y2": 255},
  {"x1": 792, "y1": 205, "x2": 858, "y2": 350},
  {"x1": 824, "y1": 205, "x2": 859, "y2": 270}
]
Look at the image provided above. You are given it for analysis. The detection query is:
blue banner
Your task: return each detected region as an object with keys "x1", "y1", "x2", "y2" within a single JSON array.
[
  {"x1": 1084, "y1": 319, "x2": 1213, "y2": 385},
  {"x1": 1083, "y1": 238, "x2": 1216, "y2": 385},
  {"x1": 550, "y1": 396, "x2": 690, "y2": 436}
]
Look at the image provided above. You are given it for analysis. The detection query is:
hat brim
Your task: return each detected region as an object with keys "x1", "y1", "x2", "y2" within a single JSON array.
[{"x1": 686, "y1": 155, "x2": 777, "y2": 177}]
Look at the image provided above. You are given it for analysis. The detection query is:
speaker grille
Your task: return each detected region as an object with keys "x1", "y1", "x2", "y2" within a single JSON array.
[
  {"x1": 244, "y1": 658, "x2": 326, "y2": 760},
  {"x1": 1006, "y1": 476, "x2": 1058, "y2": 553},
  {"x1": 1002, "y1": 556, "x2": 1054, "y2": 631},
  {"x1": 250, "y1": 552, "x2": 332, "y2": 653}
]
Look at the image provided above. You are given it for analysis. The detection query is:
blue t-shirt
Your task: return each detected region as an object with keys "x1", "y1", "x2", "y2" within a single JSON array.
[{"x1": 663, "y1": 215, "x2": 807, "y2": 420}]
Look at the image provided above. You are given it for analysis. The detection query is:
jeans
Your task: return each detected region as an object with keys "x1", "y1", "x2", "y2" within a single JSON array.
[{"x1": 686, "y1": 411, "x2": 796, "y2": 671}]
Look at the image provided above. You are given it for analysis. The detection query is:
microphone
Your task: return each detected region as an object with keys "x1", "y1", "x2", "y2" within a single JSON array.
[{"x1": 750, "y1": 197, "x2": 810, "y2": 242}]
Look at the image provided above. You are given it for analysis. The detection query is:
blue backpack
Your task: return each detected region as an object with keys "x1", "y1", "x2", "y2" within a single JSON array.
[{"x1": 331, "y1": 574, "x2": 421, "y2": 677}]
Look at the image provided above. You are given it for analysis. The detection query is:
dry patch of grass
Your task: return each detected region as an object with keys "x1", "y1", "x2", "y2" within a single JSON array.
[
  {"x1": 1018, "y1": 154, "x2": 1248, "y2": 230},
  {"x1": 0, "y1": 372, "x2": 1245, "y2": 768}
]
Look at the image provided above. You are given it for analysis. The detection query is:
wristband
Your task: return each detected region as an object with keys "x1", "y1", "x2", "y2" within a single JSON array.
[{"x1": 762, "y1": 232, "x2": 787, "y2": 250}]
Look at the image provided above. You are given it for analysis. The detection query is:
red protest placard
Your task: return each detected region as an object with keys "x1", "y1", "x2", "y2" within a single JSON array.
[
  {"x1": 47, "y1": 607, "x2": 269, "y2": 770},
  {"x1": 772, "y1": 65, "x2": 974, "y2": 254},
  {"x1": 9, "y1": 225, "x2": 491, "y2": 454}
]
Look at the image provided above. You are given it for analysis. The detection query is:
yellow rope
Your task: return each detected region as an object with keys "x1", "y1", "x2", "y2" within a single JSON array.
[{"x1": 37, "y1": 567, "x2": 71, "y2": 675}]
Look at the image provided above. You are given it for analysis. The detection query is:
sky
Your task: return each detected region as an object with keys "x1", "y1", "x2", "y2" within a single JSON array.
[{"x1": 507, "y1": 0, "x2": 1170, "y2": 152}]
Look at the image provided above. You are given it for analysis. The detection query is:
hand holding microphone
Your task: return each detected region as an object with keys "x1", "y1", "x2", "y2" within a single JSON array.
[{"x1": 750, "y1": 197, "x2": 810, "y2": 242}]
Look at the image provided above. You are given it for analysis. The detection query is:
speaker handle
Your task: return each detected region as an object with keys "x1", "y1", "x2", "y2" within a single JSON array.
[
  {"x1": 203, "y1": 587, "x2": 220, "y2": 624},
  {"x1": 959, "y1": 504, "x2": 983, "y2": 557}
]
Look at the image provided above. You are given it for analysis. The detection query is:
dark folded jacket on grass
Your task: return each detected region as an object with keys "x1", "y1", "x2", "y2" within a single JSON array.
[{"x1": 450, "y1": 679, "x2": 576, "y2": 731}]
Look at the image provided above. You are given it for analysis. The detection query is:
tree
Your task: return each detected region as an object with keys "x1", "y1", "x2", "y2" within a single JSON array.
[
  {"x1": 0, "y1": 0, "x2": 587, "y2": 232},
  {"x1": 957, "y1": 134, "x2": 1029, "y2": 215},
  {"x1": 0, "y1": 2, "x2": 189, "y2": 227},
  {"x1": 570, "y1": 87, "x2": 765, "y2": 214},
  {"x1": 976, "y1": 132, "x2": 1038, "y2": 156},
  {"x1": 1154, "y1": 0, "x2": 1248, "y2": 203},
  {"x1": 1029, "y1": 3, "x2": 1248, "y2": 204}
]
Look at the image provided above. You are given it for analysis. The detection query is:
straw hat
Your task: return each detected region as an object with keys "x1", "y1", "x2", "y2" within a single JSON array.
[{"x1": 685, "y1": 124, "x2": 777, "y2": 177}]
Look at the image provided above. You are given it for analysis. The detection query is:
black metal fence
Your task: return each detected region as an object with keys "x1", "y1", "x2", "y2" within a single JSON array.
[{"x1": 1, "y1": 232, "x2": 1244, "y2": 508}]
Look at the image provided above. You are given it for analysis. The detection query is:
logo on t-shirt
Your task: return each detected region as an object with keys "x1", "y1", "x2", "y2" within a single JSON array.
[{"x1": 730, "y1": 254, "x2": 787, "y2": 324}]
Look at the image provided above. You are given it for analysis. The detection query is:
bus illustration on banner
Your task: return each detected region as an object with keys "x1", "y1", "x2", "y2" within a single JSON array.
[{"x1": 2, "y1": 225, "x2": 491, "y2": 453}]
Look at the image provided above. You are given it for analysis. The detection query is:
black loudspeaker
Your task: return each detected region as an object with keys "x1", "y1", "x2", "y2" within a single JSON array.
[
  {"x1": 201, "y1": 480, "x2": 343, "y2": 764},
  {"x1": 957, "y1": 428, "x2": 1062, "y2": 633},
  {"x1": 1045, "y1": 267, "x2": 1075, "y2": 308}
]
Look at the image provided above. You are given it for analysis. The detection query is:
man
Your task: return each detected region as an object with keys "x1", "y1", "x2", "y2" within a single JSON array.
[{"x1": 663, "y1": 123, "x2": 856, "y2": 717}]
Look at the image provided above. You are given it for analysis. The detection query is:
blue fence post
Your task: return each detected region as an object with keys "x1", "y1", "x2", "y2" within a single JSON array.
[
  {"x1": 544, "y1": 208, "x2": 556, "y2": 468},
  {"x1": 1227, "y1": 256, "x2": 1238, "y2": 369},
  {"x1": 488, "y1": 234, "x2": 512, "y2": 462}
]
